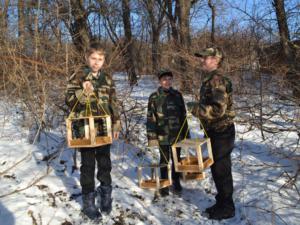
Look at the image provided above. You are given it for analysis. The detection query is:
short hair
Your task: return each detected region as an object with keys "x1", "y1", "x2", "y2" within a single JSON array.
[{"x1": 86, "y1": 42, "x2": 106, "y2": 57}]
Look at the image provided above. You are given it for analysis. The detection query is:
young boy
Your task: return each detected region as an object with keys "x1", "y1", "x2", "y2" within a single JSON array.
[
  {"x1": 187, "y1": 47, "x2": 236, "y2": 220},
  {"x1": 65, "y1": 42, "x2": 120, "y2": 220},
  {"x1": 146, "y1": 69, "x2": 189, "y2": 197}
]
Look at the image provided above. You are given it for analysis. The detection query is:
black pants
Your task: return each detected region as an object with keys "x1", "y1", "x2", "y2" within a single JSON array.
[
  {"x1": 159, "y1": 145, "x2": 181, "y2": 184},
  {"x1": 208, "y1": 125, "x2": 235, "y2": 209},
  {"x1": 80, "y1": 145, "x2": 112, "y2": 194}
]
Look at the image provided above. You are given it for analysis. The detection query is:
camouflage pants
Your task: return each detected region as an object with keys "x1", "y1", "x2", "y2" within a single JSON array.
[
  {"x1": 208, "y1": 124, "x2": 235, "y2": 209},
  {"x1": 80, "y1": 145, "x2": 112, "y2": 194}
]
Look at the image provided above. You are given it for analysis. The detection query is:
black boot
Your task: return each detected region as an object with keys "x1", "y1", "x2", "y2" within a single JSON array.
[
  {"x1": 82, "y1": 192, "x2": 101, "y2": 220},
  {"x1": 205, "y1": 202, "x2": 222, "y2": 215},
  {"x1": 208, "y1": 206, "x2": 235, "y2": 220},
  {"x1": 96, "y1": 185, "x2": 112, "y2": 214},
  {"x1": 159, "y1": 187, "x2": 169, "y2": 197},
  {"x1": 173, "y1": 180, "x2": 182, "y2": 195}
]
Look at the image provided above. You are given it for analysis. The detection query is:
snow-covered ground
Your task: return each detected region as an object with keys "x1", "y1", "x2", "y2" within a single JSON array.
[{"x1": 0, "y1": 74, "x2": 299, "y2": 225}]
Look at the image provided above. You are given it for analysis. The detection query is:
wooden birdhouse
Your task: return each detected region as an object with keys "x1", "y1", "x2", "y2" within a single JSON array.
[
  {"x1": 66, "y1": 115, "x2": 112, "y2": 148},
  {"x1": 137, "y1": 164, "x2": 172, "y2": 191},
  {"x1": 171, "y1": 138, "x2": 214, "y2": 173}
]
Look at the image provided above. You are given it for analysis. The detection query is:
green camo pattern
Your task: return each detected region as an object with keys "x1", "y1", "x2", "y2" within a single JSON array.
[
  {"x1": 191, "y1": 69, "x2": 235, "y2": 132},
  {"x1": 147, "y1": 87, "x2": 189, "y2": 146},
  {"x1": 65, "y1": 67, "x2": 120, "y2": 137}
]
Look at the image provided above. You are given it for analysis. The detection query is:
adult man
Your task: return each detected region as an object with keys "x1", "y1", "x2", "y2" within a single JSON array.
[{"x1": 187, "y1": 47, "x2": 236, "y2": 220}]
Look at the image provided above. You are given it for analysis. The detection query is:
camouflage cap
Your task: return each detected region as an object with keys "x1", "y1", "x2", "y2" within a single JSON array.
[
  {"x1": 194, "y1": 47, "x2": 223, "y2": 59},
  {"x1": 157, "y1": 69, "x2": 173, "y2": 79}
]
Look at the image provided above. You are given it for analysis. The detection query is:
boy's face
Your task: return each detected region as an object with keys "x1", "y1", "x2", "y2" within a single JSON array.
[
  {"x1": 200, "y1": 56, "x2": 220, "y2": 72},
  {"x1": 159, "y1": 75, "x2": 173, "y2": 89},
  {"x1": 86, "y1": 51, "x2": 105, "y2": 73}
]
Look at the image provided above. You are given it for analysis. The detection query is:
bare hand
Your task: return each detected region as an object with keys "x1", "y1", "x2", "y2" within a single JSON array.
[
  {"x1": 82, "y1": 81, "x2": 94, "y2": 94},
  {"x1": 113, "y1": 132, "x2": 119, "y2": 140}
]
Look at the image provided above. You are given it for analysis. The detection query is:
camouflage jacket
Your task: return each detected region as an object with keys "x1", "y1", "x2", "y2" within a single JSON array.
[
  {"x1": 147, "y1": 87, "x2": 189, "y2": 146},
  {"x1": 65, "y1": 67, "x2": 121, "y2": 134},
  {"x1": 191, "y1": 69, "x2": 235, "y2": 133}
]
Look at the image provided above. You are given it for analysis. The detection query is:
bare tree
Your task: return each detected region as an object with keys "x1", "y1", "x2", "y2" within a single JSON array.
[
  {"x1": 142, "y1": 0, "x2": 166, "y2": 73},
  {"x1": 208, "y1": 0, "x2": 216, "y2": 44},
  {"x1": 68, "y1": 0, "x2": 91, "y2": 54},
  {"x1": 0, "y1": 0, "x2": 10, "y2": 36},
  {"x1": 273, "y1": 0, "x2": 299, "y2": 98},
  {"x1": 122, "y1": 0, "x2": 138, "y2": 85}
]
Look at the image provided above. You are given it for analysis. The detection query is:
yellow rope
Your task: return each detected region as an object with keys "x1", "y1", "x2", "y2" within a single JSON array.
[
  {"x1": 68, "y1": 90, "x2": 85, "y2": 119},
  {"x1": 173, "y1": 113, "x2": 209, "y2": 145},
  {"x1": 199, "y1": 119, "x2": 209, "y2": 138},
  {"x1": 90, "y1": 93, "x2": 110, "y2": 116},
  {"x1": 158, "y1": 146, "x2": 169, "y2": 164},
  {"x1": 68, "y1": 89, "x2": 110, "y2": 118}
]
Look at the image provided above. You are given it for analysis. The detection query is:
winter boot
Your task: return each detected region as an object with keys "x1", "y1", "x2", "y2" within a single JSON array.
[
  {"x1": 82, "y1": 192, "x2": 101, "y2": 220},
  {"x1": 205, "y1": 202, "x2": 222, "y2": 215},
  {"x1": 208, "y1": 206, "x2": 235, "y2": 220},
  {"x1": 96, "y1": 185, "x2": 112, "y2": 214},
  {"x1": 173, "y1": 180, "x2": 182, "y2": 195},
  {"x1": 159, "y1": 187, "x2": 169, "y2": 197}
]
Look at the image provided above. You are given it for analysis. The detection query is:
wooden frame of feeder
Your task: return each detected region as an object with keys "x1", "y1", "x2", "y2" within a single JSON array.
[
  {"x1": 182, "y1": 171, "x2": 206, "y2": 182},
  {"x1": 171, "y1": 138, "x2": 214, "y2": 174},
  {"x1": 137, "y1": 164, "x2": 172, "y2": 190},
  {"x1": 66, "y1": 115, "x2": 112, "y2": 148}
]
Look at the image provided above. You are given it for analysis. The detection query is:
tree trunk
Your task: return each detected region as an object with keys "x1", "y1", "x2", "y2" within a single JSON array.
[
  {"x1": 273, "y1": 0, "x2": 299, "y2": 99},
  {"x1": 145, "y1": 0, "x2": 166, "y2": 73},
  {"x1": 166, "y1": 0, "x2": 179, "y2": 44},
  {"x1": 152, "y1": 33, "x2": 160, "y2": 73},
  {"x1": 178, "y1": 0, "x2": 191, "y2": 50},
  {"x1": 208, "y1": 0, "x2": 216, "y2": 44},
  {"x1": 122, "y1": 0, "x2": 138, "y2": 85},
  {"x1": 69, "y1": 0, "x2": 91, "y2": 54},
  {"x1": 0, "y1": 0, "x2": 10, "y2": 35},
  {"x1": 18, "y1": 0, "x2": 25, "y2": 50}
]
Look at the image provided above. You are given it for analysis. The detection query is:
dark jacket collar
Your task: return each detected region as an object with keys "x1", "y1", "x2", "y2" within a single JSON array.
[{"x1": 158, "y1": 86, "x2": 176, "y2": 95}]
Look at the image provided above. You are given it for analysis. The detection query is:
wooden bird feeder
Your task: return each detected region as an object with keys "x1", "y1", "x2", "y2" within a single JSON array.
[
  {"x1": 171, "y1": 138, "x2": 214, "y2": 174},
  {"x1": 137, "y1": 164, "x2": 172, "y2": 190},
  {"x1": 66, "y1": 115, "x2": 112, "y2": 148},
  {"x1": 182, "y1": 171, "x2": 206, "y2": 182}
]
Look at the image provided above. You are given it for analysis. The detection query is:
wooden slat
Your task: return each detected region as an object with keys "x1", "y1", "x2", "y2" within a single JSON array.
[
  {"x1": 172, "y1": 138, "x2": 208, "y2": 148},
  {"x1": 181, "y1": 157, "x2": 198, "y2": 165},
  {"x1": 95, "y1": 136, "x2": 112, "y2": 145},
  {"x1": 69, "y1": 138, "x2": 92, "y2": 147},
  {"x1": 138, "y1": 164, "x2": 169, "y2": 168},
  {"x1": 140, "y1": 179, "x2": 171, "y2": 189},
  {"x1": 203, "y1": 158, "x2": 214, "y2": 169},
  {"x1": 177, "y1": 165, "x2": 201, "y2": 172},
  {"x1": 183, "y1": 172, "x2": 206, "y2": 181},
  {"x1": 68, "y1": 115, "x2": 109, "y2": 120}
]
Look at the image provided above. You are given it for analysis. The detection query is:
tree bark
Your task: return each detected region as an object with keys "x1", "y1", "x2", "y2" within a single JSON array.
[
  {"x1": 18, "y1": 0, "x2": 25, "y2": 50},
  {"x1": 178, "y1": 0, "x2": 191, "y2": 50},
  {"x1": 69, "y1": 0, "x2": 91, "y2": 54},
  {"x1": 0, "y1": 0, "x2": 10, "y2": 35},
  {"x1": 144, "y1": 0, "x2": 166, "y2": 73},
  {"x1": 273, "y1": 0, "x2": 299, "y2": 99},
  {"x1": 121, "y1": 0, "x2": 138, "y2": 85},
  {"x1": 208, "y1": 0, "x2": 216, "y2": 44}
]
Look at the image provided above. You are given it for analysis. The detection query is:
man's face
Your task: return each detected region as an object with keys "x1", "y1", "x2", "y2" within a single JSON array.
[
  {"x1": 159, "y1": 75, "x2": 173, "y2": 89},
  {"x1": 200, "y1": 56, "x2": 220, "y2": 72},
  {"x1": 86, "y1": 51, "x2": 105, "y2": 73}
]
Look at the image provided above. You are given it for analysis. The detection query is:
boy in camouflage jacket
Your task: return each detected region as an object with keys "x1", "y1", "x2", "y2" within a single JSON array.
[
  {"x1": 187, "y1": 47, "x2": 236, "y2": 220},
  {"x1": 65, "y1": 43, "x2": 120, "y2": 220},
  {"x1": 147, "y1": 69, "x2": 189, "y2": 197}
]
